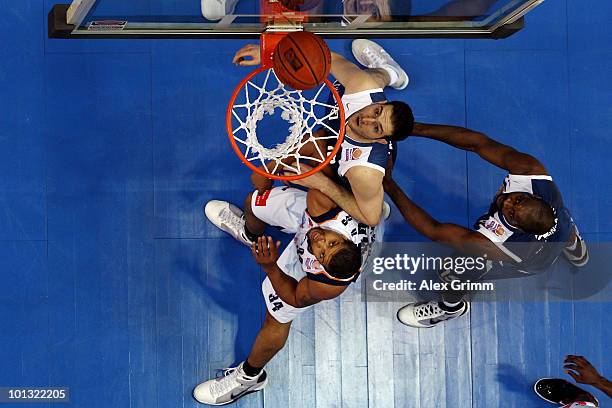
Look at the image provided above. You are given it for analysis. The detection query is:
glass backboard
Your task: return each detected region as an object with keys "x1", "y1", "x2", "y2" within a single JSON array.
[{"x1": 49, "y1": 0, "x2": 545, "y2": 39}]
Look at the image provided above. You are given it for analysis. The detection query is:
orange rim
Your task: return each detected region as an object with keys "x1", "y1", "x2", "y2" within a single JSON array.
[{"x1": 226, "y1": 67, "x2": 346, "y2": 181}]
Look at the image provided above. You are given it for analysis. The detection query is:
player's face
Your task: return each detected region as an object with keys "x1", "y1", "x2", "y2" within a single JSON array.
[
  {"x1": 307, "y1": 227, "x2": 348, "y2": 267},
  {"x1": 496, "y1": 192, "x2": 539, "y2": 227},
  {"x1": 347, "y1": 103, "x2": 394, "y2": 140}
]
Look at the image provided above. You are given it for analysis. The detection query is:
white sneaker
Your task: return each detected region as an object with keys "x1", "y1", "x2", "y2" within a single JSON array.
[
  {"x1": 397, "y1": 300, "x2": 469, "y2": 328},
  {"x1": 201, "y1": 0, "x2": 239, "y2": 21},
  {"x1": 351, "y1": 39, "x2": 409, "y2": 90},
  {"x1": 204, "y1": 200, "x2": 254, "y2": 246},
  {"x1": 193, "y1": 362, "x2": 268, "y2": 405}
]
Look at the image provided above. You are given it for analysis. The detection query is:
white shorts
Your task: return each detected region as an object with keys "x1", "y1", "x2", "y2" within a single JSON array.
[
  {"x1": 251, "y1": 187, "x2": 311, "y2": 323},
  {"x1": 261, "y1": 277, "x2": 312, "y2": 324},
  {"x1": 250, "y1": 187, "x2": 307, "y2": 234}
]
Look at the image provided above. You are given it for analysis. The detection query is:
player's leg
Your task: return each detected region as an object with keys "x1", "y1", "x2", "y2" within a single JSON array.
[
  {"x1": 204, "y1": 193, "x2": 256, "y2": 246},
  {"x1": 351, "y1": 39, "x2": 409, "y2": 90},
  {"x1": 204, "y1": 187, "x2": 308, "y2": 246},
  {"x1": 243, "y1": 191, "x2": 266, "y2": 240},
  {"x1": 245, "y1": 311, "x2": 292, "y2": 368},
  {"x1": 192, "y1": 311, "x2": 290, "y2": 405},
  {"x1": 193, "y1": 270, "x2": 309, "y2": 406}
]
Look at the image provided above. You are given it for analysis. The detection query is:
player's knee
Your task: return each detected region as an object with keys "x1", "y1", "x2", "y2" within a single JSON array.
[
  {"x1": 262, "y1": 314, "x2": 291, "y2": 351},
  {"x1": 244, "y1": 192, "x2": 254, "y2": 214}
]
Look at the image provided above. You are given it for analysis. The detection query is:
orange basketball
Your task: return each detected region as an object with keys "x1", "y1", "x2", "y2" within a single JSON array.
[{"x1": 272, "y1": 31, "x2": 331, "y2": 90}]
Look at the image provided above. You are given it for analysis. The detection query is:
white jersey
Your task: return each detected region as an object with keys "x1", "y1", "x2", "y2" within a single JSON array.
[
  {"x1": 250, "y1": 187, "x2": 383, "y2": 284},
  {"x1": 327, "y1": 83, "x2": 392, "y2": 180},
  {"x1": 335, "y1": 137, "x2": 391, "y2": 177},
  {"x1": 250, "y1": 187, "x2": 384, "y2": 323}
]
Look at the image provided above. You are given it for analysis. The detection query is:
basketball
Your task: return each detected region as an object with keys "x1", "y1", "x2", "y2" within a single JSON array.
[{"x1": 272, "y1": 31, "x2": 331, "y2": 90}]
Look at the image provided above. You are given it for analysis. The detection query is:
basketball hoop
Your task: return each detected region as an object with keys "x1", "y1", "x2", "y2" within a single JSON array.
[
  {"x1": 227, "y1": 64, "x2": 345, "y2": 181},
  {"x1": 226, "y1": 4, "x2": 345, "y2": 181}
]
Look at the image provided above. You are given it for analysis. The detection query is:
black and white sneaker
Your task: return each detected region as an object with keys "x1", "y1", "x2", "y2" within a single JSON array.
[
  {"x1": 397, "y1": 300, "x2": 469, "y2": 328},
  {"x1": 534, "y1": 378, "x2": 599, "y2": 407},
  {"x1": 563, "y1": 225, "x2": 589, "y2": 267},
  {"x1": 204, "y1": 200, "x2": 254, "y2": 246},
  {"x1": 193, "y1": 362, "x2": 268, "y2": 405}
]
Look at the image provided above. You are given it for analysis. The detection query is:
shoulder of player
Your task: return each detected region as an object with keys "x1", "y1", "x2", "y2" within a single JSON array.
[
  {"x1": 341, "y1": 135, "x2": 389, "y2": 156},
  {"x1": 466, "y1": 228, "x2": 520, "y2": 262},
  {"x1": 303, "y1": 277, "x2": 349, "y2": 301},
  {"x1": 504, "y1": 173, "x2": 558, "y2": 198},
  {"x1": 345, "y1": 166, "x2": 384, "y2": 193},
  {"x1": 508, "y1": 159, "x2": 549, "y2": 176}
]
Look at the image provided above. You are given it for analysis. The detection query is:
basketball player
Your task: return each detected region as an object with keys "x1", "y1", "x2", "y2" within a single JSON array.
[
  {"x1": 194, "y1": 187, "x2": 381, "y2": 405},
  {"x1": 381, "y1": 122, "x2": 589, "y2": 328},
  {"x1": 232, "y1": 39, "x2": 414, "y2": 227}
]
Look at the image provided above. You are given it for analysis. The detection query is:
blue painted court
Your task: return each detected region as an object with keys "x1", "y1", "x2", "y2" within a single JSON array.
[{"x1": 0, "y1": 0, "x2": 610, "y2": 407}]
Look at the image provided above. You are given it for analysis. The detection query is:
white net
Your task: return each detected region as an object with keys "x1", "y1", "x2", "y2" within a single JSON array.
[{"x1": 229, "y1": 68, "x2": 343, "y2": 177}]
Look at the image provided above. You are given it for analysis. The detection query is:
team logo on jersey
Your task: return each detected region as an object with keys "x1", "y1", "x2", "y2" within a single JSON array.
[
  {"x1": 304, "y1": 257, "x2": 321, "y2": 271},
  {"x1": 484, "y1": 219, "x2": 505, "y2": 236},
  {"x1": 255, "y1": 190, "x2": 271, "y2": 206},
  {"x1": 345, "y1": 148, "x2": 363, "y2": 161}
]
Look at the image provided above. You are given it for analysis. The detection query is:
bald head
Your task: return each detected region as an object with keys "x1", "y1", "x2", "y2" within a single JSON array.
[{"x1": 516, "y1": 197, "x2": 556, "y2": 235}]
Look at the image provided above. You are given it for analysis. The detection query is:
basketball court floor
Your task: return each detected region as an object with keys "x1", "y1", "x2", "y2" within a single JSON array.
[{"x1": 1, "y1": 0, "x2": 610, "y2": 407}]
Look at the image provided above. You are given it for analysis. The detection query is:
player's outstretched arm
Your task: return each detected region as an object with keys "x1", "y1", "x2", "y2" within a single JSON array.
[
  {"x1": 411, "y1": 122, "x2": 548, "y2": 175},
  {"x1": 383, "y1": 175, "x2": 512, "y2": 260},
  {"x1": 330, "y1": 52, "x2": 385, "y2": 94},
  {"x1": 252, "y1": 236, "x2": 346, "y2": 307}
]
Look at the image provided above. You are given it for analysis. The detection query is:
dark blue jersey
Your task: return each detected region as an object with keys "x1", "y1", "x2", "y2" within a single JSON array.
[{"x1": 475, "y1": 174, "x2": 573, "y2": 272}]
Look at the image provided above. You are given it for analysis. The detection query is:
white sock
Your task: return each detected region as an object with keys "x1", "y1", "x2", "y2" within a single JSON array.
[{"x1": 381, "y1": 65, "x2": 399, "y2": 87}]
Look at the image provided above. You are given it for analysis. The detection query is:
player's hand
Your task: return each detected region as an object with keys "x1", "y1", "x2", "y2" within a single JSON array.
[
  {"x1": 564, "y1": 355, "x2": 604, "y2": 385},
  {"x1": 251, "y1": 236, "x2": 281, "y2": 268},
  {"x1": 382, "y1": 155, "x2": 395, "y2": 188},
  {"x1": 233, "y1": 44, "x2": 261, "y2": 66},
  {"x1": 251, "y1": 171, "x2": 273, "y2": 194},
  {"x1": 284, "y1": 163, "x2": 329, "y2": 190}
]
